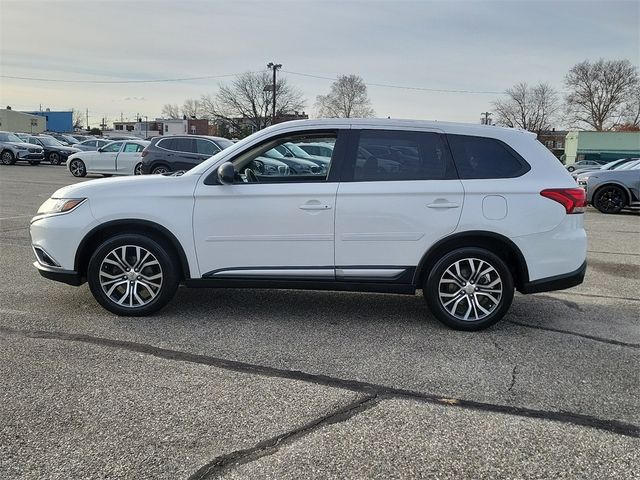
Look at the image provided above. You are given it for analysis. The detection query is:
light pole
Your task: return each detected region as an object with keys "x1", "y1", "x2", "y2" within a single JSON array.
[
  {"x1": 144, "y1": 116, "x2": 148, "y2": 138},
  {"x1": 267, "y1": 62, "x2": 282, "y2": 125}
]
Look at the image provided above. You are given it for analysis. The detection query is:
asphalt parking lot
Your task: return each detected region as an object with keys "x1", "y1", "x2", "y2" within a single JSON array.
[{"x1": 1, "y1": 164, "x2": 639, "y2": 479}]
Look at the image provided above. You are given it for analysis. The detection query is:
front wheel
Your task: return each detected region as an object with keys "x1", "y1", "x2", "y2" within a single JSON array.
[
  {"x1": 49, "y1": 152, "x2": 61, "y2": 165},
  {"x1": 424, "y1": 248, "x2": 514, "y2": 331},
  {"x1": 567, "y1": 166, "x2": 575, "y2": 172},
  {"x1": 69, "y1": 159, "x2": 87, "y2": 177},
  {"x1": 87, "y1": 234, "x2": 180, "y2": 316},
  {"x1": 1, "y1": 150, "x2": 16, "y2": 165},
  {"x1": 593, "y1": 185, "x2": 626, "y2": 214}
]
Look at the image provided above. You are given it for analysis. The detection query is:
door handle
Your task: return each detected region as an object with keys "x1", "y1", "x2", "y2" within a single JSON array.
[
  {"x1": 299, "y1": 204, "x2": 332, "y2": 210},
  {"x1": 427, "y1": 202, "x2": 459, "y2": 209}
]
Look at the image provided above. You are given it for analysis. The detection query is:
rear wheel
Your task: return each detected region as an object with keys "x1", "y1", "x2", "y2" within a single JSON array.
[
  {"x1": 152, "y1": 165, "x2": 171, "y2": 175},
  {"x1": 87, "y1": 234, "x2": 180, "y2": 316},
  {"x1": 49, "y1": 152, "x2": 61, "y2": 165},
  {"x1": 567, "y1": 165, "x2": 575, "y2": 172},
  {"x1": 593, "y1": 185, "x2": 626, "y2": 214},
  {"x1": 1, "y1": 150, "x2": 15, "y2": 165},
  {"x1": 424, "y1": 247, "x2": 514, "y2": 331},
  {"x1": 69, "y1": 158, "x2": 87, "y2": 177}
]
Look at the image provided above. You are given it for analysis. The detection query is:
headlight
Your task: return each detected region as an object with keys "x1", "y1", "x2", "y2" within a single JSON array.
[
  {"x1": 36, "y1": 198, "x2": 86, "y2": 216},
  {"x1": 16, "y1": 146, "x2": 27, "y2": 150}
]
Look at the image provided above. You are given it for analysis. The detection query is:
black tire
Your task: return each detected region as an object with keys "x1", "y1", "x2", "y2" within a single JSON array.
[
  {"x1": 152, "y1": 164, "x2": 171, "y2": 175},
  {"x1": 29, "y1": 161, "x2": 41, "y2": 166},
  {"x1": 424, "y1": 247, "x2": 514, "y2": 331},
  {"x1": 49, "y1": 152, "x2": 61, "y2": 165},
  {"x1": 593, "y1": 185, "x2": 627, "y2": 214},
  {"x1": 567, "y1": 166, "x2": 575, "y2": 172},
  {"x1": 134, "y1": 162, "x2": 142, "y2": 175},
  {"x1": 1, "y1": 150, "x2": 16, "y2": 165},
  {"x1": 87, "y1": 234, "x2": 180, "y2": 316},
  {"x1": 69, "y1": 158, "x2": 87, "y2": 177}
]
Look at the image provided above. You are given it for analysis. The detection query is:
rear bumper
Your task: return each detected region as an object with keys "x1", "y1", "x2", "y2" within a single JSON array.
[
  {"x1": 519, "y1": 261, "x2": 586, "y2": 294},
  {"x1": 33, "y1": 261, "x2": 83, "y2": 286}
]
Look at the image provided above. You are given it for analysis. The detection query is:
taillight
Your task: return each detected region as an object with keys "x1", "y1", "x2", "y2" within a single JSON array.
[
  {"x1": 141, "y1": 149, "x2": 148, "y2": 157},
  {"x1": 540, "y1": 188, "x2": 586, "y2": 214}
]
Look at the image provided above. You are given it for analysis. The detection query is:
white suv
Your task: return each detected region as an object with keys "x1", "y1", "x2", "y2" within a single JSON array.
[{"x1": 30, "y1": 119, "x2": 587, "y2": 330}]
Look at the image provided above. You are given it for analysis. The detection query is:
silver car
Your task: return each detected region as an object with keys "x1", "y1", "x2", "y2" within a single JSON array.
[
  {"x1": 579, "y1": 160, "x2": 640, "y2": 214},
  {"x1": 0, "y1": 131, "x2": 45, "y2": 165}
]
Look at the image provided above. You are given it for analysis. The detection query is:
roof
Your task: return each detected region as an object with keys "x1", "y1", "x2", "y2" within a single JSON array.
[{"x1": 265, "y1": 118, "x2": 537, "y2": 140}]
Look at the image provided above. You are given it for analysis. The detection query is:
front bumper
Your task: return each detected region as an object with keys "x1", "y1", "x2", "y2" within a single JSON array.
[
  {"x1": 33, "y1": 261, "x2": 83, "y2": 286},
  {"x1": 520, "y1": 261, "x2": 586, "y2": 294},
  {"x1": 17, "y1": 151, "x2": 44, "y2": 160}
]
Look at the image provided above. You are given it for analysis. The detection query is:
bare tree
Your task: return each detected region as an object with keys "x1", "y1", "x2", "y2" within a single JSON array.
[
  {"x1": 492, "y1": 82, "x2": 560, "y2": 133},
  {"x1": 617, "y1": 86, "x2": 640, "y2": 129},
  {"x1": 182, "y1": 99, "x2": 202, "y2": 118},
  {"x1": 200, "y1": 71, "x2": 305, "y2": 133},
  {"x1": 71, "y1": 108, "x2": 84, "y2": 130},
  {"x1": 315, "y1": 74, "x2": 375, "y2": 118},
  {"x1": 564, "y1": 59, "x2": 639, "y2": 131},
  {"x1": 161, "y1": 103, "x2": 180, "y2": 119}
]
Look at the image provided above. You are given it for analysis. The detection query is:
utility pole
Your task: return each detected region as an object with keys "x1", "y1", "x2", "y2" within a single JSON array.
[
  {"x1": 267, "y1": 62, "x2": 282, "y2": 125},
  {"x1": 86, "y1": 109, "x2": 89, "y2": 130},
  {"x1": 481, "y1": 111, "x2": 492, "y2": 125}
]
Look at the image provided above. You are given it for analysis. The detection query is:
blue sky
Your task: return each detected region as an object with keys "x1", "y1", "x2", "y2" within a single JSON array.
[{"x1": 1, "y1": 0, "x2": 638, "y2": 127}]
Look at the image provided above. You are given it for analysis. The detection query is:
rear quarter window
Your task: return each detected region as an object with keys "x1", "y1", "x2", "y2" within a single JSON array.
[{"x1": 447, "y1": 134, "x2": 530, "y2": 179}]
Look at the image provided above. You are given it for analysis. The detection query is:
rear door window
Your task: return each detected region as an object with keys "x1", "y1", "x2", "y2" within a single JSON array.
[
  {"x1": 447, "y1": 135, "x2": 530, "y2": 179},
  {"x1": 196, "y1": 139, "x2": 220, "y2": 155},
  {"x1": 347, "y1": 130, "x2": 456, "y2": 182},
  {"x1": 173, "y1": 138, "x2": 195, "y2": 153}
]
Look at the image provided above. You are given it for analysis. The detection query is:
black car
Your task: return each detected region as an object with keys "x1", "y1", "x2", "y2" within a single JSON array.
[
  {"x1": 140, "y1": 135, "x2": 233, "y2": 174},
  {"x1": 23, "y1": 135, "x2": 80, "y2": 165}
]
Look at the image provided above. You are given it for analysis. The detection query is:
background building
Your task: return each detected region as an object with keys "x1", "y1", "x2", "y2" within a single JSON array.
[
  {"x1": 23, "y1": 109, "x2": 73, "y2": 133},
  {"x1": 564, "y1": 131, "x2": 640, "y2": 165},
  {"x1": 0, "y1": 108, "x2": 46, "y2": 133},
  {"x1": 537, "y1": 129, "x2": 568, "y2": 159}
]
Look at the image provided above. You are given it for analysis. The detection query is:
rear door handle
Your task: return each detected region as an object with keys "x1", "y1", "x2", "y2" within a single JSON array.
[
  {"x1": 299, "y1": 204, "x2": 332, "y2": 210},
  {"x1": 427, "y1": 202, "x2": 459, "y2": 209}
]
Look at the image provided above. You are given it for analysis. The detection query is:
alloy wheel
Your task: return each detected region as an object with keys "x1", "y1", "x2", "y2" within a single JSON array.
[
  {"x1": 1, "y1": 151, "x2": 14, "y2": 164},
  {"x1": 438, "y1": 258, "x2": 503, "y2": 321},
  {"x1": 99, "y1": 245, "x2": 163, "y2": 308},
  {"x1": 595, "y1": 187, "x2": 625, "y2": 213},
  {"x1": 70, "y1": 159, "x2": 85, "y2": 177}
]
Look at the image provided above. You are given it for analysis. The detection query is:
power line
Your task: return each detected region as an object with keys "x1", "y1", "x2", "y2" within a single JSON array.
[
  {"x1": 0, "y1": 72, "x2": 259, "y2": 84},
  {"x1": 282, "y1": 70, "x2": 504, "y2": 95}
]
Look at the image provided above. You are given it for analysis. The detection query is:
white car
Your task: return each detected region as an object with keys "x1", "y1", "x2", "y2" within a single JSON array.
[
  {"x1": 67, "y1": 140, "x2": 150, "y2": 177},
  {"x1": 31, "y1": 119, "x2": 587, "y2": 331}
]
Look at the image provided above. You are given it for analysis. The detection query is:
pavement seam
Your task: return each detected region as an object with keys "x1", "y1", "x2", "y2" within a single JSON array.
[
  {"x1": 506, "y1": 320, "x2": 640, "y2": 349},
  {"x1": 0, "y1": 325, "x2": 638, "y2": 439},
  {"x1": 188, "y1": 395, "x2": 379, "y2": 480}
]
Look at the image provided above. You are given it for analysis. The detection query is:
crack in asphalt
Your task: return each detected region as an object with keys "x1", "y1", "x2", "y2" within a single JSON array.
[
  {"x1": 552, "y1": 291, "x2": 640, "y2": 302},
  {"x1": 507, "y1": 320, "x2": 640, "y2": 349},
  {"x1": 188, "y1": 395, "x2": 379, "y2": 479},
  {"x1": 0, "y1": 325, "x2": 638, "y2": 441},
  {"x1": 507, "y1": 365, "x2": 519, "y2": 392}
]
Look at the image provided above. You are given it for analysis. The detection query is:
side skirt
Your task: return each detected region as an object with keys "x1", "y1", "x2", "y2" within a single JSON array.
[{"x1": 184, "y1": 278, "x2": 416, "y2": 295}]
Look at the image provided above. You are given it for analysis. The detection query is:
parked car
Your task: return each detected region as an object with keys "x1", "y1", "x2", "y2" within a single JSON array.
[
  {"x1": 69, "y1": 135, "x2": 91, "y2": 142},
  {"x1": 30, "y1": 119, "x2": 587, "y2": 331},
  {"x1": 22, "y1": 135, "x2": 80, "y2": 165},
  {"x1": 579, "y1": 161, "x2": 640, "y2": 213},
  {"x1": 48, "y1": 133, "x2": 80, "y2": 146},
  {"x1": 74, "y1": 139, "x2": 111, "y2": 151},
  {"x1": 296, "y1": 142, "x2": 334, "y2": 158},
  {"x1": 140, "y1": 135, "x2": 233, "y2": 174},
  {"x1": 0, "y1": 131, "x2": 44, "y2": 165},
  {"x1": 571, "y1": 157, "x2": 640, "y2": 179},
  {"x1": 67, "y1": 140, "x2": 150, "y2": 177},
  {"x1": 566, "y1": 160, "x2": 602, "y2": 172}
]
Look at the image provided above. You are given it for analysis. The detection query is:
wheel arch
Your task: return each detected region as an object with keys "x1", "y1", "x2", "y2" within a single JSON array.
[
  {"x1": 414, "y1": 231, "x2": 529, "y2": 292},
  {"x1": 75, "y1": 219, "x2": 190, "y2": 280}
]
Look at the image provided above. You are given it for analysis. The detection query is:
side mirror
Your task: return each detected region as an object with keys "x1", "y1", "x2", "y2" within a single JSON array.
[{"x1": 217, "y1": 162, "x2": 235, "y2": 184}]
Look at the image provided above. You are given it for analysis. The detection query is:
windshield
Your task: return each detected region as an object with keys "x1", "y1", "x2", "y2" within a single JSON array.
[
  {"x1": 216, "y1": 138, "x2": 234, "y2": 149},
  {"x1": 38, "y1": 136, "x2": 64, "y2": 147},
  {"x1": 284, "y1": 142, "x2": 313, "y2": 158},
  {"x1": 0, "y1": 132, "x2": 24, "y2": 142},
  {"x1": 618, "y1": 160, "x2": 640, "y2": 170}
]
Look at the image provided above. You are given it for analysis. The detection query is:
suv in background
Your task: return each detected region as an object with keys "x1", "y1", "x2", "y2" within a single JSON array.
[
  {"x1": 31, "y1": 119, "x2": 587, "y2": 330},
  {"x1": 140, "y1": 135, "x2": 233, "y2": 174},
  {"x1": 23, "y1": 134, "x2": 80, "y2": 165},
  {"x1": 0, "y1": 131, "x2": 44, "y2": 165}
]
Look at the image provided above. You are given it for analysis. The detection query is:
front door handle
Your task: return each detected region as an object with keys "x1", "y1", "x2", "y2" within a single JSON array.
[
  {"x1": 427, "y1": 202, "x2": 459, "y2": 209},
  {"x1": 299, "y1": 204, "x2": 332, "y2": 211}
]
